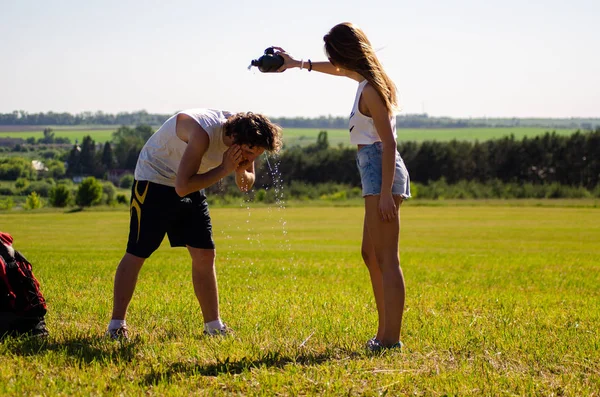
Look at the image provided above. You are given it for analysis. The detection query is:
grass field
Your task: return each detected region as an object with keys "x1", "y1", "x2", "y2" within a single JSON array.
[
  {"x1": 284, "y1": 127, "x2": 578, "y2": 147},
  {"x1": 0, "y1": 129, "x2": 117, "y2": 144},
  {"x1": 0, "y1": 127, "x2": 578, "y2": 146},
  {"x1": 0, "y1": 204, "x2": 599, "y2": 395}
]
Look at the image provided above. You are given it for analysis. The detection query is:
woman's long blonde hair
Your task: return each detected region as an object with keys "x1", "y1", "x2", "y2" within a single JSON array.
[{"x1": 324, "y1": 22, "x2": 398, "y2": 115}]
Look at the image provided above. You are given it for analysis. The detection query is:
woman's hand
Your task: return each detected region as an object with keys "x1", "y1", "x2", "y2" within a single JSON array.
[
  {"x1": 272, "y1": 47, "x2": 300, "y2": 72},
  {"x1": 379, "y1": 192, "x2": 398, "y2": 222}
]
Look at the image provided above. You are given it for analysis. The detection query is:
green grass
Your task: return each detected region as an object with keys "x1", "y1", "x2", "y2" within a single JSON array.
[
  {"x1": 0, "y1": 127, "x2": 578, "y2": 146},
  {"x1": 0, "y1": 129, "x2": 117, "y2": 144},
  {"x1": 283, "y1": 127, "x2": 577, "y2": 146},
  {"x1": 0, "y1": 204, "x2": 599, "y2": 395}
]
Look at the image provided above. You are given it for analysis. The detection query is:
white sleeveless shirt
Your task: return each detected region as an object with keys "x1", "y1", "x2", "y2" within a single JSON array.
[
  {"x1": 349, "y1": 80, "x2": 397, "y2": 145},
  {"x1": 134, "y1": 108, "x2": 230, "y2": 187}
]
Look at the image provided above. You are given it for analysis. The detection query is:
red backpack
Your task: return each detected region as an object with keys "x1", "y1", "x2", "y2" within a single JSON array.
[{"x1": 0, "y1": 232, "x2": 48, "y2": 337}]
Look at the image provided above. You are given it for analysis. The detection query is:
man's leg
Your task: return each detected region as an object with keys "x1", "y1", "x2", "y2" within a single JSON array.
[
  {"x1": 111, "y1": 253, "x2": 145, "y2": 320},
  {"x1": 188, "y1": 247, "x2": 219, "y2": 323},
  {"x1": 179, "y1": 191, "x2": 224, "y2": 334}
]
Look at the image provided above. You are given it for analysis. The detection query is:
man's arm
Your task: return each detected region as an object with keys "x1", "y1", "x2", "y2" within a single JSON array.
[
  {"x1": 174, "y1": 114, "x2": 241, "y2": 197},
  {"x1": 235, "y1": 161, "x2": 256, "y2": 192}
]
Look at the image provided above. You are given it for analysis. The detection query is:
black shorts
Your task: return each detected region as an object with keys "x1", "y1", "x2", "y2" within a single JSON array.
[{"x1": 126, "y1": 180, "x2": 214, "y2": 258}]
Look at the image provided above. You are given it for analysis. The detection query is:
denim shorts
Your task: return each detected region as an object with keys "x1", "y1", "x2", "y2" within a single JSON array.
[{"x1": 356, "y1": 142, "x2": 411, "y2": 198}]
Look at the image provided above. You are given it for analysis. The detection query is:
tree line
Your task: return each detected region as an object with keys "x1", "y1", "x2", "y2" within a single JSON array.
[
  {"x1": 253, "y1": 129, "x2": 600, "y2": 190},
  {"x1": 56, "y1": 126, "x2": 600, "y2": 190},
  {"x1": 2, "y1": 110, "x2": 599, "y2": 130},
  {"x1": 0, "y1": 111, "x2": 169, "y2": 127},
  {"x1": 1, "y1": 127, "x2": 598, "y2": 200}
]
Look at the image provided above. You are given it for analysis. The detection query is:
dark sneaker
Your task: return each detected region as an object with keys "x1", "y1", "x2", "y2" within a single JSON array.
[
  {"x1": 366, "y1": 338, "x2": 403, "y2": 352},
  {"x1": 366, "y1": 337, "x2": 384, "y2": 352},
  {"x1": 387, "y1": 341, "x2": 403, "y2": 351},
  {"x1": 105, "y1": 326, "x2": 129, "y2": 341},
  {"x1": 203, "y1": 324, "x2": 232, "y2": 337}
]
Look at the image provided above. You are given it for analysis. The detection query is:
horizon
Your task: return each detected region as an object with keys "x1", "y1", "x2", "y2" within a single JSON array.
[
  {"x1": 2, "y1": 1, "x2": 599, "y2": 119},
  {"x1": 2, "y1": 109, "x2": 600, "y2": 121}
]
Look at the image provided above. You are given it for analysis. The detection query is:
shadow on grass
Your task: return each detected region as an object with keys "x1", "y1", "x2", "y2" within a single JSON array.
[
  {"x1": 1, "y1": 334, "x2": 140, "y2": 364},
  {"x1": 142, "y1": 348, "x2": 360, "y2": 386},
  {"x1": 64, "y1": 207, "x2": 83, "y2": 214}
]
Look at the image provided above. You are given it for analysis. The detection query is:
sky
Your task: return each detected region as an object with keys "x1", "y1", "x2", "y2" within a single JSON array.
[{"x1": 1, "y1": 0, "x2": 599, "y2": 119}]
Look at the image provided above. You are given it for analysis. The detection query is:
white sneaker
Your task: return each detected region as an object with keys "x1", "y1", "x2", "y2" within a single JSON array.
[
  {"x1": 105, "y1": 326, "x2": 129, "y2": 341},
  {"x1": 203, "y1": 324, "x2": 232, "y2": 337}
]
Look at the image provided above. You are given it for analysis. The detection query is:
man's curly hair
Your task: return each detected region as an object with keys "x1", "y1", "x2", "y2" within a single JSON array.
[{"x1": 223, "y1": 112, "x2": 282, "y2": 152}]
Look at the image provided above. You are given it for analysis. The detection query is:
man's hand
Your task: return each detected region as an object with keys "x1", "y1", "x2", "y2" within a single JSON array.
[
  {"x1": 222, "y1": 145, "x2": 243, "y2": 173},
  {"x1": 235, "y1": 160, "x2": 251, "y2": 173},
  {"x1": 235, "y1": 159, "x2": 256, "y2": 192}
]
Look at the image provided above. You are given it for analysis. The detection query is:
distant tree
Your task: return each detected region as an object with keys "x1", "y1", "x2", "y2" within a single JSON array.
[
  {"x1": 15, "y1": 178, "x2": 30, "y2": 190},
  {"x1": 49, "y1": 184, "x2": 72, "y2": 207},
  {"x1": 46, "y1": 160, "x2": 66, "y2": 179},
  {"x1": 101, "y1": 142, "x2": 115, "y2": 170},
  {"x1": 79, "y1": 135, "x2": 97, "y2": 175},
  {"x1": 112, "y1": 125, "x2": 152, "y2": 170},
  {"x1": 66, "y1": 145, "x2": 81, "y2": 176},
  {"x1": 410, "y1": 141, "x2": 446, "y2": 182},
  {"x1": 21, "y1": 181, "x2": 53, "y2": 197},
  {"x1": 24, "y1": 191, "x2": 43, "y2": 210},
  {"x1": 0, "y1": 197, "x2": 14, "y2": 210},
  {"x1": 317, "y1": 130, "x2": 329, "y2": 149},
  {"x1": 41, "y1": 149, "x2": 59, "y2": 159},
  {"x1": 0, "y1": 157, "x2": 34, "y2": 180},
  {"x1": 124, "y1": 147, "x2": 139, "y2": 169},
  {"x1": 38, "y1": 128, "x2": 55, "y2": 144},
  {"x1": 134, "y1": 124, "x2": 154, "y2": 141},
  {"x1": 55, "y1": 137, "x2": 71, "y2": 144},
  {"x1": 101, "y1": 182, "x2": 117, "y2": 205},
  {"x1": 470, "y1": 142, "x2": 491, "y2": 182},
  {"x1": 119, "y1": 173, "x2": 134, "y2": 189},
  {"x1": 75, "y1": 177, "x2": 103, "y2": 207},
  {"x1": 302, "y1": 130, "x2": 330, "y2": 155}
]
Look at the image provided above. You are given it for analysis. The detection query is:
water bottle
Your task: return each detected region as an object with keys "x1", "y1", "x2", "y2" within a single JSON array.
[{"x1": 249, "y1": 47, "x2": 284, "y2": 73}]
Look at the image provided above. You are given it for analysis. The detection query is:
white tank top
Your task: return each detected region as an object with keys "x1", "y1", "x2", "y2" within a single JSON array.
[
  {"x1": 349, "y1": 80, "x2": 397, "y2": 145},
  {"x1": 134, "y1": 108, "x2": 230, "y2": 187}
]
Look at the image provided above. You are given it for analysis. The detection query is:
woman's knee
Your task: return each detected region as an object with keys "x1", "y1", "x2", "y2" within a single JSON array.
[
  {"x1": 374, "y1": 251, "x2": 400, "y2": 270},
  {"x1": 361, "y1": 245, "x2": 377, "y2": 267}
]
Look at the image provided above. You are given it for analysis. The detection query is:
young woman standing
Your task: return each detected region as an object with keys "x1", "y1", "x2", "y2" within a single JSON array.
[{"x1": 276, "y1": 22, "x2": 410, "y2": 351}]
